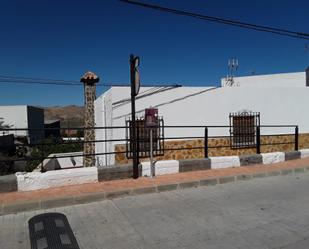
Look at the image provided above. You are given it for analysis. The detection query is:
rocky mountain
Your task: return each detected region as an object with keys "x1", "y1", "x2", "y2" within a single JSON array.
[{"x1": 44, "y1": 105, "x2": 84, "y2": 127}]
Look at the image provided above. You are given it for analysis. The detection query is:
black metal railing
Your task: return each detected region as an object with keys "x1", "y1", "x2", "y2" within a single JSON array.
[
  {"x1": 0, "y1": 124, "x2": 299, "y2": 174},
  {"x1": 162, "y1": 125, "x2": 298, "y2": 158}
]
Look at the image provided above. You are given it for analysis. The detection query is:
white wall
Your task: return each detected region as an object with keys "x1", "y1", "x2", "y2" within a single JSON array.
[
  {"x1": 111, "y1": 86, "x2": 309, "y2": 134},
  {"x1": 0, "y1": 105, "x2": 44, "y2": 143},
  {"x1": 95, "y1": 72, "x2": 309, "y2": 165},
  {"x1": 221, "y1": 72, "x2": 305, "y2": 87},
  {"x1": 95, "y1": 89, "x2": 113, "y2": 165},
  {"x1": 0, "y1": 105, "x2": 28, "y2": 137}
]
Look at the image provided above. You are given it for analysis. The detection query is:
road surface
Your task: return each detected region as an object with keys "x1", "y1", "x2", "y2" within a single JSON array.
[{"x1": 1, "y1": 173, "x2": 309, "y2": 249}]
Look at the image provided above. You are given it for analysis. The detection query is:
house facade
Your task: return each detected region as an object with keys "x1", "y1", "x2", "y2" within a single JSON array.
[{"x1": 94, "y1": 68, "x2": 309, "y2": 166}]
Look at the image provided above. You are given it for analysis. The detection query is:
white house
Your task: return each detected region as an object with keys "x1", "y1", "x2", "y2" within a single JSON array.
[
  {"x1": 0, "y1": 105, "x2": 44, "y2": 144},
  {"x1": 94, "y1": 68, "x2": 309, "y2": 166}
]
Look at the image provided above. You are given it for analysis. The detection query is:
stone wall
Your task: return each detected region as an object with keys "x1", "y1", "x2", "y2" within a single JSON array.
[
  {"x1": 81, "y1": 71, "x2": 99, "y2": 167},
  {"x1": 114, "y1": 133, "x2": 309, "y2": 165},
  {"x1": 83, "y1": 83, "x2": 96, "y2": 167}
]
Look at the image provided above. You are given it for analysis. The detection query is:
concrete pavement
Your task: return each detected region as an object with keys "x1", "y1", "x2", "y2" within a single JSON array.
[{"x1": 2, "y1": 172, "x2": 309, "y2": 248}]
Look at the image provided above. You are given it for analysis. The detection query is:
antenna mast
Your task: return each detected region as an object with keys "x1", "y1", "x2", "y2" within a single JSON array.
[{"x1": 225, "y1": 58, "x2": 238, "y2": 86}]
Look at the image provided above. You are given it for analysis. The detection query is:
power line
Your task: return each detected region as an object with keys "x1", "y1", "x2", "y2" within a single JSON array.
[
  {"x1": 0, "y1": 75, "x2": 128, "y2": 87},
  {"x1": 0, "y1": 79, "x2": 126, "y2": 87},
  {"x1": 0, "y1": 79, "x2": 80, "y2": 86},
  {"x1": 0, "y1": 75, "x2": 182, "y2": 88},
  {"x1": 112, "y1": 85, "x2": 181, "y2": 108},
  {"x1": 120, "y1": 0, "x2": 309, "y2": 40},
  {"x1": 0, "y1": 74, "x2": 80, "y2": 84}
]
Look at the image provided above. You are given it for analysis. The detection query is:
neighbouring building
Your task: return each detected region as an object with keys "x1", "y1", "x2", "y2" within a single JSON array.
[
  {"x1": 44, "y1": 119, "x2": 61, "y2": 138},
  {"x1": 0, "y1": 105, "x2": 44, "y2": 144},
  {"x1": 94, "y1": 68, "x2": 309, "y2": 166},
  {"x1": 0, "y1": 134, "x2": 15, "y2": 154}
]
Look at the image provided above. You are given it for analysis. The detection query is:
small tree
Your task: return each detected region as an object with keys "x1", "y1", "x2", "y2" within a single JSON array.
[{"x1": 0, "y1": 118, "x2": 15, "y2": 175}]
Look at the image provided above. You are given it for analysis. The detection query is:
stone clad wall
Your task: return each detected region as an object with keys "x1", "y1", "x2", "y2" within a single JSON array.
[
  {"x1": 84, "y1": 83, "x2": 96, "y2": 167},
  {"x1": 114, "y1": 133, "x2": 309, "y2": 165}
]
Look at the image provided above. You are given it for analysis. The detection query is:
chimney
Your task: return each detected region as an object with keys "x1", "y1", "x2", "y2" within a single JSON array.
[
  {"x1": 80, "y1": 71, "x2": 99, "y2": 167},
  {"x1": 306, "y1": 67, "x2": 309, "y2": 87}
]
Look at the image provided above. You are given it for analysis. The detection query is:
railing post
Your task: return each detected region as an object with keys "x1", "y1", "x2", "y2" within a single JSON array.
[
  {"x1": 295, "y1": 125, "x2": 299, "y2": 151},
  {"x1": 204, "y1": 126, "x2": 208, "y2": 158},
  {"x1": 256, "y1": 125, "x2": 261, "y2": 154},
  {"x1": 40, "y1": 142, "x2": 44, "y2": 172},
  {"x1": 136, "y1": 123, "x2": 140, "y2": 169}
]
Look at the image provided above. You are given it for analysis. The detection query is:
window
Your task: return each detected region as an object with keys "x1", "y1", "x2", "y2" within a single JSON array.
[
  {"x1": 126, "y1": 118, "x2": 164, "y2": 159},
  {"x1": 230, "y1": 112, "x2": 260, "y2": 149}
]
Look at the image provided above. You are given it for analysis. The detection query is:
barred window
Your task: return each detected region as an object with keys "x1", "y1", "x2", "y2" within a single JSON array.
[
  {"x1": 126, "y1": 118, "x2": 164, "y2": 158},
  {"x1": 230, "y1": 112, "x2": 260, "y2": 149},
  {"x1": 135, "y1": 119, "x2": 158, "y2": 153}
]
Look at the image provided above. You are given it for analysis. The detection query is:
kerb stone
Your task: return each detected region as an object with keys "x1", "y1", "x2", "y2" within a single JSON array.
[
  {"x1": 239, "y1": 154, "x2": 263, "y2": 166},
  {"x1": 179, "y1": 158, "x2": 211, "y2": 172}
]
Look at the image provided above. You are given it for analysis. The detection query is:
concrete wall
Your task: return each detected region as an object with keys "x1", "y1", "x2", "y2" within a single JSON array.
[
  {"x1": 0, "y1": 105, "x2": 28, "y2": 137},
  {"x1": 0, "y1": 149, "x2": 306, "y2": 193},
  {"x1": 0, "y1": 105, "x2": 44, "y2": 144},
  {"x1": 221, "y1": 72, "x2": 305, "y2": 87},
  {"x1": 16, "y1": 167, "x2": 98, "y2": 191}
]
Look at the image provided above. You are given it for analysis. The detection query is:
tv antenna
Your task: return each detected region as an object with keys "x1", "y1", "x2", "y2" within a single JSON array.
[{"x1": 225, "y1": 58, "x2": 238, "y2": 86}]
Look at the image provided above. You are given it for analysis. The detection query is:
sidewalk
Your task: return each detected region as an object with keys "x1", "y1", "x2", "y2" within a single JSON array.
[{"x1": 1, "y1": 157, "x2": 309, "y2": 215}]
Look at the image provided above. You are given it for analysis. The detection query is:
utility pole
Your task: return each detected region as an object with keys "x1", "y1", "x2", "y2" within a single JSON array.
[{"x1": 130, "y1": 54, "x2": 140, "y2": 179}]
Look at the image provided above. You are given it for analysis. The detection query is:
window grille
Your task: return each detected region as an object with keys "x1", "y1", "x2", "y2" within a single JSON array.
[
  {"x1": 229, "y1": 111, "x2": 260, "y2": 149},
  {"x1": 126, "y1": 117, "x2": 164, "y2": 159}
]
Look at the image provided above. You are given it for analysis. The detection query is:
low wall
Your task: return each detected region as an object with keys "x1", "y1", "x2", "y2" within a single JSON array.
[
  {"x1": 115, "y1": 133, "x2": 309, "y2": 164},
  {"x1": 16, "y1": 167, "x2": 98, "y2": 191},
  {"x1": 0, "y1": 149, "x2": 308, "y2": 193}
]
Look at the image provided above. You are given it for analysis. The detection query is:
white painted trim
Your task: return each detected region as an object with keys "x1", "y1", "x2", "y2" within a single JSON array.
[
  {"x1": 141, "y1": 160, "x2": 179, "y2": 177},
  {"x1": 300, "y1": 149, "x2": 309, "y2": 159},
  {"x1": 210, "y1": 156, "x2": 240, "y2": 169},
  {"x1": 12, "y1": 150, "x2": 308, "y2": 192},
  {"x1": 261, "y1": 152, "x2": 285, "y2": 165},
  {"x1": 16, "y1": 167, "x2": 98, "y2": 191}
]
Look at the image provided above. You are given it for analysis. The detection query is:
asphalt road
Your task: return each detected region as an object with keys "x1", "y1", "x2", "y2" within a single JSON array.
[{"x1": 2, "y1": 172, "x2": 309, "y2": 249}]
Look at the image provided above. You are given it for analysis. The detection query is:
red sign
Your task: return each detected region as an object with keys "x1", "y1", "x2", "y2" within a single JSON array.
[{"x1": 145, "y1": 108, "x2": 158, "y2": 128}]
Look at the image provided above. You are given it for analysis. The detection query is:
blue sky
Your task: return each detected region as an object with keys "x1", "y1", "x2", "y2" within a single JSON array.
[{"x1": 0, "y1": 0, "x2": 308, "y2": 106}]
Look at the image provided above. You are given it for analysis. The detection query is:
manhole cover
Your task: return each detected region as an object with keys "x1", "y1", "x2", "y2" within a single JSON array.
[{"x1": 28, "y1": 212, "x2": 80, "y2": 249}]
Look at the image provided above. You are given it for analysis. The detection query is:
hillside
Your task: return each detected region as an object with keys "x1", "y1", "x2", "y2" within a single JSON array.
[{"x1": 44, "y1": 105, "x2": 84, "y2": 127}]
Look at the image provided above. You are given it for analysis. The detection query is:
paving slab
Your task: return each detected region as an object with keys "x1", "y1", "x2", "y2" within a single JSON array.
[{"x1": 2, "y1": 173, "x2": 309, "y2": 248}]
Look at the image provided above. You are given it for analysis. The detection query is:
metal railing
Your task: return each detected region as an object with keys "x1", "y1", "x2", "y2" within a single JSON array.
[
  {"x1": 160, "y1": 125, "x2": 298, "y2": 157},
  {"x1": 0, "y1": 124, "x2": 299, "y2": 173}
]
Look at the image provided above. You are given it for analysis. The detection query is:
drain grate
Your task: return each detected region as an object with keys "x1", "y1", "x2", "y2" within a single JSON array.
[{"x1": 28, "y1": 212, "x2": 80, "y2": 249}]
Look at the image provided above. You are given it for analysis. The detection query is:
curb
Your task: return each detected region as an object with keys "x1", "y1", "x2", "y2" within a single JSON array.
[
  {"x1": 1, "y1": 150, "x2": 308, "y2": 193},
  {"x1": 1, "y1": 163, "x2": 309, "y2": 216}
]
